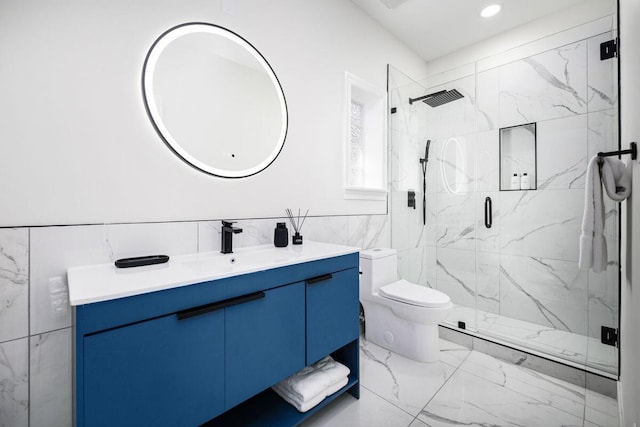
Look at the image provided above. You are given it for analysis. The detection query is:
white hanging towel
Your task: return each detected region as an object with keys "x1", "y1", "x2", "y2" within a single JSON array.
[
  {"x1": 579, "y1": 156, "x2": 632, "y2": 273},
  {"x1": 601, "y1": 157, "x2": 632, "y2": 201},
  {"x1": 579, "y1": 156, "x2": 607, "y2": 273}
]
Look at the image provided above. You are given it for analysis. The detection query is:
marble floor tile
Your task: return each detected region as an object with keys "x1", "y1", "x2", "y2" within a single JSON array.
[
  {"x1": 299, "y1": 387, "x2": 414, "y2": 427},
  {"x1": 359, "y1": 339, "x2": 456, "y2": 416},
  {"x1": 584, "y1": 389, "x2": 620, "y2": 427},
  {"x1": 438, "y1": 339, "x2": 471, "y2": 369},
  {"x1": 309, "y1": 338, "x2": 618, "y2": 427},
  {"x1": 417, "y1": 369, "x2": 584, "y2": 427},
  {"x1": 459, "y1": 350, "x2": 586, "y2": 418}
]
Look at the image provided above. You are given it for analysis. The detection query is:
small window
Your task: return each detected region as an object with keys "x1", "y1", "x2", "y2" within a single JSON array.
[{"x1": 344, "y1": 72, "x2": 387, "y2": 200}]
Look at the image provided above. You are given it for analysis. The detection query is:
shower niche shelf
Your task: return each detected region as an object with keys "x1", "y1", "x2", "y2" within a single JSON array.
[{"x1": 499, "y1": 122, "x2": 537, "y2": 191}]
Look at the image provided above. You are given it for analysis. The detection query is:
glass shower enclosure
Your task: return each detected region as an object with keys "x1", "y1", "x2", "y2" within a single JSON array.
[{"x1": 388, "y1": 15, "x2": 619, "y2": 377}]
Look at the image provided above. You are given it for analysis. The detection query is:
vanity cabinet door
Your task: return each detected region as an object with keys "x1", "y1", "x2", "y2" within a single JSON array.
[
  {"x1": 225, "y1": 282, "x2": 305, "y2": 410},
  {"x1": 306, "y1": 268, "x2": 360, "y2": 364},
  {"x1": 83, "y1": 309, "x2": 225, "y2": 427}
]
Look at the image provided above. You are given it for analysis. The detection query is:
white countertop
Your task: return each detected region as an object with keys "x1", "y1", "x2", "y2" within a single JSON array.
[{"x1": 67, "y1": 241, "x2": 360, "y2": 306}]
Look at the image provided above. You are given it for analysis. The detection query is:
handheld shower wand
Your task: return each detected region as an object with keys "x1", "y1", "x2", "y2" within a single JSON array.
[{"x1": 419, "y1": 140, "x2": 431, "y2": 225}]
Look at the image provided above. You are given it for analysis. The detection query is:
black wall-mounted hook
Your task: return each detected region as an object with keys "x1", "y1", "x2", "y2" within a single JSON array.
[{"x1": 598, "y1": 142, "x2": 637, "y2": 160}]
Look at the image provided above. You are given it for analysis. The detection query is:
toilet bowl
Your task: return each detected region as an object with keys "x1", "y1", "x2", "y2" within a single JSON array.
[{"x1": 360, "y1": 248, "x2": 452, "y2": 363}]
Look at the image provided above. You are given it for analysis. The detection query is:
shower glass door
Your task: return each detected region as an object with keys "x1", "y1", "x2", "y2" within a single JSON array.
[{"x1": 388, "y1": 9, "x2": 619, "y2": 377}]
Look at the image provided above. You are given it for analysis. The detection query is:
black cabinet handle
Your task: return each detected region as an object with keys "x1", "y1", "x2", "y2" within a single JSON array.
[
  {"x1": 176, "y1": 291, "x2": 265, "y2": 320},
  {"x1": 484, "y1": 197, "x2": 492, "y2": 229},
  {"x1": 306, "y1": 273, "x2": 333, "y2": 285}
]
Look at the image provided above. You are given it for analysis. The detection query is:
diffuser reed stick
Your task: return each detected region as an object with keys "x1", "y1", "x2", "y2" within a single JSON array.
[{"x1": 285, "y1": 208, "x2": 308, "y2": 245}]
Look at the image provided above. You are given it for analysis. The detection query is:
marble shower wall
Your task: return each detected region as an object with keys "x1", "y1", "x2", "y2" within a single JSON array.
[
  {"x1": 0, "y1": 214, "x2": 389, "y2": 426},
  {"x1": 390, "y1": 26, "x2": 618, "y2": 345}
]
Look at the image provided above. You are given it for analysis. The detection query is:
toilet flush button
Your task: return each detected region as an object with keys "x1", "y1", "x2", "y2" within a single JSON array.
[{"x1": 383, "y1": 331, "x2": 394, "y2": 344}]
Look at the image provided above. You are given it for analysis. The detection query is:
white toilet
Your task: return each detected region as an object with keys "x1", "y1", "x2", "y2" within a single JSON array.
[{"x1": 359, "y1": 248, "x2": 452, "y2": 363}]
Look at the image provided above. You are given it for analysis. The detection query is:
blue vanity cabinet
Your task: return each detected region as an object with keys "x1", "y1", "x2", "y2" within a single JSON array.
[
  {"x1": 225, "y1": 281, "x2": 305, "y2": 410},
  {"x1": 83, "y1": 308, "x2": 225, "y2": 427},
  {"x1": 75, "y1": 251, "x2": 360, "y2": 427},
  {"x1": 306, "y1": 268, "x2": 360, "y2": 364}
]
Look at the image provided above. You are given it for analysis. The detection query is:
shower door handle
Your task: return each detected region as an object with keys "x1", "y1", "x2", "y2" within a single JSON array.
[{"x1": 484, "y1": 197, "x2": 492, "y2": 229}]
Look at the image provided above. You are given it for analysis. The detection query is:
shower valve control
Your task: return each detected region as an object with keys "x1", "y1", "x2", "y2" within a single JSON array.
[{"x1": 408, "y1": 190, "x2": 416, "y2": 209}]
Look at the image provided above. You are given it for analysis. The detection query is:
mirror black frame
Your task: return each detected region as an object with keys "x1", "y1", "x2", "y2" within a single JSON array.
[{"x1": 141, "y1": 22, "x2": 288, "y2": 178}]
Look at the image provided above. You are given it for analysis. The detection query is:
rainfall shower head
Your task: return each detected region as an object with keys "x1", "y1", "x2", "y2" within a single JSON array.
[{"x1": 409, "y1": 89, "x2": 464, "y2": 107}]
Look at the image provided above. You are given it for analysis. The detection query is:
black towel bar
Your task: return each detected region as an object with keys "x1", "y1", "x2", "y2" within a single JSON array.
[{"x1": 597, "y1": 142, "x2": 637, "y2": 160}]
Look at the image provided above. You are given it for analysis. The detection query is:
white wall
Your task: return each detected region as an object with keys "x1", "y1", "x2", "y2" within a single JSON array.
[
  {"x1": 619, "y1": 0, "x2": 640, "y2": 424},
  {"x1": 0, "y1": 0, "x2": 429, "y2": 226}
]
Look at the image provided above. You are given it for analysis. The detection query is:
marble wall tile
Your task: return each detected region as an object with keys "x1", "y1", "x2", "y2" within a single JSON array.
[
  {"x1": 536, "y1": 114, "x2": 588, "y2": 190},
  {"x1": 347, "y1": 215, "x2": 390, "y2": 249},
  {"x1": 397, "y1": 247, "x2": 429, "y2": 287},
  {"x1": 499, "y1": 254, "x2": 587, "y2": 334},
  {"x1": 30, "y1": 328, "x2": 72, "y2": 427},
  {"x1": 587, "y1": 261, "x2": 618, "y2": 339},
  {"x1": 0, "y1": 229, "x2": 29, "y2": 343},
  {"x1": 30, "y1": 225, "x2": 111, "y2": 335},
  {"x1": 0, "y1": 338, "x2": 28, "y2": 427},
  {"x1": 389, "y1": 79, "x2": 428, "y2": 137},
  {"x1": 391, "y1": 196, "x2": 410, "y2": 252},
  {"x1": 476, "y1": 251, "x2": 500, "y2": 314},
  {"x1": 475, "y1": 130, "x2": 499, "y2": 192},
  {"x1": 389, "y1": 130, "x2": 413, "y2": 191},
  {"x1": 398, "y1": 246, "x2": 436, "y2": 288},
  {"x1": 435, "y1": 192, "x2": 475, "y2": 251},
  {"x1": 104, "y1": 221, "x2": 197, "y2": 259},
  {"x1": 499, "y1": 189, "x2": 583, "y2": 261},
  {"x1": 588, "y1": 109, "x2": 617, "y2": 158},
  {"x1": 303, "y1": 216, "x2": 350, "y2": 246},
  {"x1": 435, "y1": 248, "x2": 476, "y2": 307},
  {"x1": 476, "y1": 68, "x2": 500, "y2": 132},
  {"x1": 500, "y1": 41, "x2": 587, "y2": 128},
  {"x1": 587, "y1": 32, "x2": 617, "y2": 112}
]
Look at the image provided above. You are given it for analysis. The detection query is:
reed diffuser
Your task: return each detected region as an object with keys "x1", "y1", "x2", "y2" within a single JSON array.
[{"x1": 285, "y1": 208, "x2": 308, "y2": 245}]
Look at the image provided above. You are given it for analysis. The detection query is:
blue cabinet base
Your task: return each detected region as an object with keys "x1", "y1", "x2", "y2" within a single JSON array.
[{"x1": 204, "y1": 339, "x2": 360, "y2": 427}]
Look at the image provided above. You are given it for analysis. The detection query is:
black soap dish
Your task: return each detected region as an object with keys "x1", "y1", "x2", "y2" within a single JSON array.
[{"x1": 115, "y1": 255, "x2": 170, "y2": 268}]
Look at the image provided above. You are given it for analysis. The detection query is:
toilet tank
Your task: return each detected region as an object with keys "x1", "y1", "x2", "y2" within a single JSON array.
[{"x1": 359, "y1": 248, "x2": 398, "y2": 294}]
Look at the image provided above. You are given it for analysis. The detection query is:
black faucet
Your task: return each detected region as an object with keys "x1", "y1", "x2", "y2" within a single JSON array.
[{"x1": 221, "y1": 221, "x2": 243, "y2": 254}]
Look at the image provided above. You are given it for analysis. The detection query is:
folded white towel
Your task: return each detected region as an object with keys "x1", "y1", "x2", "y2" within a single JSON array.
[
  {"x1": 273, "y1": 376, "x2": 348, "y2": 413},
  {"x1": 273, "y1": 356, "x2": 350, "y2": 403},
  {"x1": 601, "y1": 157, "x2": 632, "y2": 201},
  {"x1": 579, "y1": 156, "x2": 607, "y2": 273}
]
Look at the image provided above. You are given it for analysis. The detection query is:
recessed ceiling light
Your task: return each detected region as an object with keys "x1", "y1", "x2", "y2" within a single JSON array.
[{"x1": 480, "y1": 4, "x2": 502, "y2": 18}]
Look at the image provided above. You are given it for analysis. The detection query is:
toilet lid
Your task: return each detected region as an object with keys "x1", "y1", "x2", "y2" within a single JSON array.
[{"x1": 379, "y1": 280, "x2": 451, "y2": 308}]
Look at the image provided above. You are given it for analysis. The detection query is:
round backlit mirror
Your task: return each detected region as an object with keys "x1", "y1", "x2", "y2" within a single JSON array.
[{"x1": 142, "y1": 23, "x2": 288, "y2": 178}]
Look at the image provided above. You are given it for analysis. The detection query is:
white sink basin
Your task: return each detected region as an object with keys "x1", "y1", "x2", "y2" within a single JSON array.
[{"x1": 67, "y1": 242, "x2": 358, "y2": 306}]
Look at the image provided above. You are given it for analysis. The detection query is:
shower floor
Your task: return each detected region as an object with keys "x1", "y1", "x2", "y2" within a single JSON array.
[{"x1": 444, "y1": 305, "x2": 617, "y2": 377}]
